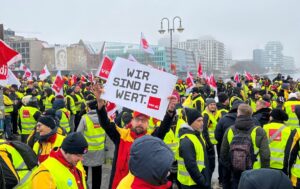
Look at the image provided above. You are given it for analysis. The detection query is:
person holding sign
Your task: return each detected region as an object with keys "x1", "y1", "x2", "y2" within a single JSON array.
[{"x1": 92, "y1": 83, "x2": 177, "y2": 189}]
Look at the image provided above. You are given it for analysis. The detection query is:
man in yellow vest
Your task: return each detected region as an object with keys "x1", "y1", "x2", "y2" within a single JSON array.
[
  {"x1": 66, "y1": 88, "x2": 77, "y2": 132},
  {"x1": 202, "y1": 98, "x2": 222, "y2": 182},
  {"x1": 191, "y1": 87, "x2": 205, "y2": 113},
  {"x1": 177, "y1": 107, "x2": 210, "y2": 189},
  {"x1": 3, "y1": 87, "x2": 14, "y2": 140},
  {"x1": 31, "y1": 132, "x2": 88, "y2": 189},
  {"x1": 43, "y1": 88, "x2": 55, "y2": 111},
  {"x1": 77, "y1": 95, "x2": 106, "y2": 189},
  {"x1": 220, "y1": 104, "x2": 270, "y2": 189},
  {"x1": 263, "y1": 109, "x2": 294, "y2": 175},
  {"x1": 19, "y1": 96, "x2": 41, "y2": 143},
  {"x1": 53, "y1": 95, "x2": 71, "y2": 133},
  {"x1": 74, "y1": 85, "x2": 85, "y2": 130},
  {"x1": 284, "y1": 93, "x2": 300, "y2": 130}
]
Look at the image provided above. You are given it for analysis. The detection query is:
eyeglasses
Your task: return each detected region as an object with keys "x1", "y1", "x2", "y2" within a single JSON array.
[{"x1": 36, "y1": 123, "x2": 43, "y2": 128}]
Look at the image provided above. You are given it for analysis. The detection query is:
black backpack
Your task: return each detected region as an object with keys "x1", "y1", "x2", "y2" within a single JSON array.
[
  {"x1": 0, "y1": 150, "x2": 19, "y2": 189},
  {"x1": 229, "y1": 126, "x2": 257, "y2": 172}
]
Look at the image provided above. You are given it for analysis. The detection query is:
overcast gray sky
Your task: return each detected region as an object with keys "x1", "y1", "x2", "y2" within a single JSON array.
[{"x1": 1, "y1": 0, "x2": 300, "y2": 65}]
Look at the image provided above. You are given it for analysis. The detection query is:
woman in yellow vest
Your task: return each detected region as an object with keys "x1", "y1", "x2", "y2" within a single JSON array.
[
  {"x1": 33, "y1": 109, "x2": 65, "y2": 164},
  {"x1": 177, "y1": 108, "x2": 210, "y2": 189},
  {"x1": 263, "y1": 109, "x2": 294, "y2": 175},
  {"x1": 77, "y1": 95, "x2": 106, "y2": 189},
  {"x1": 31, "y1": 132, "x2": 88, "y2": 189}
]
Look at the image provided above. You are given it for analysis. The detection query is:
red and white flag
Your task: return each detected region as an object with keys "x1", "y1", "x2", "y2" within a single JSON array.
[
  {"x1": 244, "y1": 71, "x2": 253, "y2": 81},
  {"x1": 197, "y1": 63, "x2": 203, "y2": 77},
  {"x1": 19, "y1": 62, "x2": 27, "y2": 71},
  {"x1": 234, "y1": 72, "x2": 240, "y2": 83},
  {"x1": 88, "y1": 72, "x2": 94, "y2": 83},
  {"x1": 140, "y1": 32, "x2": 154, "y2": 55},
  {"x1": 128, "y1": 54, "x2": 138, "y2": 62},
  {"x1": 7, "y1": 69, "x2": 21, "y2": 87},
  {"x1": 39, "y1": 65, "x2": 51, "y2": 81},
  {"x1": 96, "y1": 55, "x2": 114, "y2": 80},
  {"x1": 209, "y1": 74, "x2": 217, "y2": 91},
  {"x1": 106, "y1": 101, "x2": 117, "y2": 119},
  {"x1": 23, "y1": 68, "x2": 32, "y2": 80},
  {"x1": 52, "y1": 70, "x2": 64, "y2": 94},
  {"x1": 0, "y1": 39, "x2": 22, "y2": 83},
  {"x1": 186, "y1": 71, "x2": 195, "y2": 89}
]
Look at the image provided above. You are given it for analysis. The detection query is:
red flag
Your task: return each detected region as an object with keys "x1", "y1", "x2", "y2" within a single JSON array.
[
  {"x1": 244, "y1": 71, "x2": 253, "y2": 81},
  {"x1": 88, "y1": 72, "x2": 94, "y2": 83},
  {"x1": 0, "y1": 40, "x2": 22, "y2": 80},
  {"x1": 96, "y1": 56, "x2": 113, "y2": 80},
  {"x1": 140, "y1": 33, "x2": 154, "y2": 54},
  {"x1": 52, "y1": 71, "x2": 64, "y2": 93},
  {"x1": 170, "y1": 63, "x2": 176, "y2": 75},
  {"x1": 106, "y1": 101, "x2": 117, "y2": 119},
  {"x1": 197, "y1": 63, "x2": 203, "y2": 77},
  {"x1": 81, "y1": 75, "x2": 87, "y2": 82},
  {"x1": 234, "y1": 73, "x2": 240, "y2": 83},
  {"x1": 23, "y1": 68, "x2": 32, "y2": 80},
  {"x1": 186, "y1": 71, "x2": 195, "y2": 89},
  {"x1": 39, "y1": 65, "x2": 51, "y2": 81},
  {"x1": 209, "y1": 74, "x2": 217, "y2": 91}
]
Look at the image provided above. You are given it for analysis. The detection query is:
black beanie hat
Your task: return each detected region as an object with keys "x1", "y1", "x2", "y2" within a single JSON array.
[
  {"x1": 270, "y1": 109, "x2": 289, "y2": 122},
  {"x1": 218, "y1": 92, "x2": 229, "y2": 103},
  {"x1": 86, "y1": 94, "x2": 97, "y2": 110},
  {"x1": 38, "y1": 109, "x2": 58, "y2": 129},
  {"x1": 184, "y1": 108, "x2": 202, "y2": 126},
  {"x1": 61, "y1": 132, "x2": 88, "y2": 154}
]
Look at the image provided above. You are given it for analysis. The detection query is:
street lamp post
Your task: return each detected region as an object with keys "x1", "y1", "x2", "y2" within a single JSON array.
[{"x1": 159, "y1": 16, "x2": 184, "y2": 74}]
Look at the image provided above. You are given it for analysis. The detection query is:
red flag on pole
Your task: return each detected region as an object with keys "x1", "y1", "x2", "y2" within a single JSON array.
[
  {"x1": 186, "y1": 71, "x2": 195, "y2": 89},
  {"x1": 140, "y1": 33, "x2": 154, "y2": 55},
  {"x1": 209, "y1": 74, "x2": 217, "y2": 91},
  {"x1": 0, "y1": 39, "x2": 22, "y2": 80},
  {"x1": 197, "y1": 63, "x2": 203, "y2": 77},
  {"x1": 96, "y1": 55, "x2": 113, "y2": 80},
  {"x1": 39, "y1": 65, "x2": 51, "y2": 81},
  {"x1": 244, "y1": 71, "x2": 253, "y2": 81},
  {"x1": 52, "y1": 70, "x2": 64, "y2": 93},
  {"x1": 23, "y1": 68, "x2": 32, "y2": 80},
  {"x1": 234, "y1": 72, "x2": 240, "y2": 83}
]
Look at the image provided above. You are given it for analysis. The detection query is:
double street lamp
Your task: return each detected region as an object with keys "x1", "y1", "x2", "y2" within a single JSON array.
[{"x1": 158, "y1": 16, "x2": 184, "y2": 74}]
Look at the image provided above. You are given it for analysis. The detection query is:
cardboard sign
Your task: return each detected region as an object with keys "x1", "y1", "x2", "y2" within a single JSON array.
[{"x1": 102, "y1": 57, "x2": 177, "y2": 120}]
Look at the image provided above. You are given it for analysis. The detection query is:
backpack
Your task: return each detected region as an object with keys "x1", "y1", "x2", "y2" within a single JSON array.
[
  {"x1": 0, "y1": 149, "x2": 19, "y2": 189},
  {"x1": 229, "y1": 126, "x2": 257, "y2": 172}
]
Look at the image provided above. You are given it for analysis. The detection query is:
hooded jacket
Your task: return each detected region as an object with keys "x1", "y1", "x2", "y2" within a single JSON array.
[
  {"x1": 238, "y1": 168, "x2": 292, "y2": 189},
  {"x1": 178, "y1": 124, "x2": 211, "y2": 189},
  {"x1": 220, "y1": 115, "x2": 270, "y2": 169},
  {"x1": 117, "y1": 135, "x2": 173, "y2": 189},
  {"x1": 253, "y1": 107, "x2": 271, "y2": 127}
]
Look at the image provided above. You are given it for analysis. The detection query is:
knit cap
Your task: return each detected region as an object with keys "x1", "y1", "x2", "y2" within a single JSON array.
[
  {"x1": 61, "y1": 132, "x2": 88, "y2": 154},
  {"x1": 184, "y1": 108, "x2": 202, "y2": 126},
  {"x1": 206, "y1": 98, "x2": 216, "y2": 106},
  {"x1": 270, "y1": 109, "x2": 289, "y2": 122}
]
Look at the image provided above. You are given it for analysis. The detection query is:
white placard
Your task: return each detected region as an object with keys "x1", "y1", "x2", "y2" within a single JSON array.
[{"x1": 102, "y1": 57, "x2": 177, "y2": 120}]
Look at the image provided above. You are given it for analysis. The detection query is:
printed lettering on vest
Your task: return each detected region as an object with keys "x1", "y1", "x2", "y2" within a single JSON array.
[
  {"x1": 269, "y1": 129, "x2": 281, "y2": 141},
  {"x1": 23, "y1": 110, "x2": 30, "y2": 118}
]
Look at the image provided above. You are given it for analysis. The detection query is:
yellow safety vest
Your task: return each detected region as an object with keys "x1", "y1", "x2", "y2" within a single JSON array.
[
  {"x1": 163, "y1": 127, "x2": 178, "y2": 154},
  {"x1": 284, "y1": 101, "x2": 300, "y2": 130},
  {"x1": 19, "y1": 106, "x2": 39, "y2": 135},
  {"x1": 202, "y1": 110, "x2": 222, "y2": 145},
  {"x1": 227, "y1": 126, "x2": 261, "y2": 169},
  {"x1": 177, "y1": 134, "x2": 205, "y2": 186},
  {"x1": 4, "y1": 95, "x2": 13, "y2": 114},
  {"x1": 16, "y1": 91, "x2": 24, "y2": 99},
  {"x1": 229, "y1": 96, "x2": 243, "y2": 108},
  {"x1": 41, "y1": 156, "x2": 87, "y2": 189},
  {"x1": 264, "y1": 122, "x2": 291, "y2": 169},
  {"x1": 249, "y1": 99, "x2": 257, "y2": 113},
  {"x1": 192, "y1": 96, "x2": 205, "y2": 112},
  {"x1": 83, "y1": 114, "x2": 106, "y2": 151},
  {"x1": 291, "y1": 128, "x2": 300, "y2": 187},
  {"x1": 182, "y1": 94, "x2": 193, "y2": 108},
  {"x1": 75, "y1": 94, "x2": 84, "y2": 112},
  {"x1": 0, "y1": 140, "x2": 34, "y2": 188},
  {"x1": 66, "y1": 95, "x2": 76, "y2": 115},
  {"x1": 44, "y1": 94, "x2": 55, "y2": 110},
  {"x1": 59, "y1": 108, "x2": 71, "y2": 133},
  {"x1": 147, "y1": 117, "x2": 159, "y2": 134},
  {"x1": 33, "y1": 134, "x2": 65, "y2": 155}
]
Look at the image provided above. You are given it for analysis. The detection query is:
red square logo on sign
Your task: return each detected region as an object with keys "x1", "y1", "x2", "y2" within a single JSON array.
[
  {"x1": 291, "y1": 105, "x2": 296, "y2": 113},
  {"x1": 269, "y1": 129, "x2": 281, "y2": 141},
  {"x1": 23, "y1": 110, "x2": 30, "y2": 118},
  {"x1": 147, "y1": 96, "x2": 161, "y2": 110}
]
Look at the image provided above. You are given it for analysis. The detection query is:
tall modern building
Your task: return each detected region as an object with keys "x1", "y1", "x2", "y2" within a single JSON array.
[
  {"x1": 263, "y1": 41, "x2": 283, "y2": 70},
  {"x1": 283, "y1": 56, "x2": 295, "y2": 70},
  {"x1": 103, "y1": 42, "x2": 196, "y2": 78},
  {"x1": 253, "y1": 49, "x2": 265, "y2": 66},
  {"x1": 177, "y1": 36, "x2": 225, "y2": 76}
]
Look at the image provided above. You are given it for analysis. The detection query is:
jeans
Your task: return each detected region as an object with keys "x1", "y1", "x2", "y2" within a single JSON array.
[{"x1": 4, "y1": 115, "x2": 12, "y2": 139}]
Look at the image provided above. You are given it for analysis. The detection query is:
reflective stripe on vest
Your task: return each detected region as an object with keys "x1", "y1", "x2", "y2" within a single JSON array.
[
  {"x1": 83, "y1": 114, "x2": 105, "y2": 151},
  {"x1": 66, "y1": 95, "x2": 77, "y2": 114},
  {"x1": 44, "y1": 95, "x2": 55, "y2": 110},
  {"x1": 177, "y1": 134, "x2": 205, "y2": 186},
  {"x1": 227, "y1": 126, "x2": 261, "y2": 169},
  {"x1": 202, "y1": 110, "x2": 222, "y2": 145},
  {"x1": 19, "y1": 106, "x2": 39, "y2": 134},
  {"x1": 75, "y1": 94, "x2": 83, "y2": 111},
  {"x1": 284, "y1": 101, "x2": 300, "y2": 130},
  {"x1": 264, "y1": 122, "x2": 291, "y2": 169},
  {"x1": 192, "y1": 96, "x2": 205, "y2": 112},
  {"x1": 42, "y1": 156, "x2": 87, "y2": 189},
  {"x1": 59, "y1": 108, "x2": 71, "y2": 133}
]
